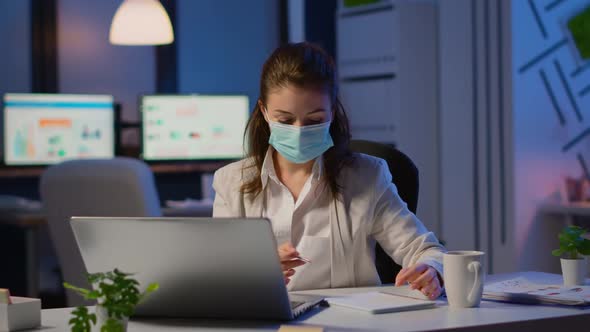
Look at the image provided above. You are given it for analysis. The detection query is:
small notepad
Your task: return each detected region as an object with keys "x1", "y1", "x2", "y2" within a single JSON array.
[{"x1": 326, "y1": 292, "x2": 435, "y2": 314}]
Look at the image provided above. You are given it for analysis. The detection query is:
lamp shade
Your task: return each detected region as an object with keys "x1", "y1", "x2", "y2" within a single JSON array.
[{"x1": 109, "y1": 0, "x2": 174, "y2": 45}]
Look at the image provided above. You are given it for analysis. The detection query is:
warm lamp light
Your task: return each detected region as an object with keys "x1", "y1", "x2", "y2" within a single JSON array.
[{"x1": 109, "y1": 0, "x2": 174, "y2": 45}]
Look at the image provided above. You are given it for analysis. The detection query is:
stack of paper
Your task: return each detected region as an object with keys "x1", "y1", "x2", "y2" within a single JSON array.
[{"x1": 483, "y1": 278, "x2": 590, "y2": 306}]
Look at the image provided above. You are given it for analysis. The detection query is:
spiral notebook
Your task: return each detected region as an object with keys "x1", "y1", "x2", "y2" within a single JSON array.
[{"x1": 326, "y1": 291, "x2": 436, "y2": 314}]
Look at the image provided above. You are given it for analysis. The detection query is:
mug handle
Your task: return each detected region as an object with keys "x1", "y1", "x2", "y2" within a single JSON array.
[{"x1": 467, "y1": 261, "x2": 482, "y2": 303}]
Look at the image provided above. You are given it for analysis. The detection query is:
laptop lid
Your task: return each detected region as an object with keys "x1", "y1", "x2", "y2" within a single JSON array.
[{"x1": 70, "y1": 217, "x2": 294, "y2": 320}]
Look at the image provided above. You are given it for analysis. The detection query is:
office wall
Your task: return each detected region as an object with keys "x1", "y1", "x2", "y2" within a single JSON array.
[
  {"x1": 177, "y1": 0, "x2": 279, "y2": 111},
  {"x1": 439, "y1": 0, "x2": 514, "y2": 274},
  {"x1": 288, "y1": 0, "x2": 305, "y2": 43},
  {"x1": 57, "y1": 0, "x2": 156, "y2": 127},
  {"x1": 512, "y1": 0, "x2": 590, "y2": 272},
  {"x1": 438, "y1": 0, "x2": 476, "y2": 251},
  {"x1": 0, "y1": 1, "x2": 31, "y2": 95},
  {"x1": 0, "y1": 0, "x2": 31, "y2": 151}
]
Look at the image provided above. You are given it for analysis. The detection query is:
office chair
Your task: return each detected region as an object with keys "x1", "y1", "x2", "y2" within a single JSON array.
[
  {"x1": 40, "y1": 157, "x2": 161, "y2": 306},
  {"x1": 349, "y1": 139, "x2": 419, "y2": 284}
]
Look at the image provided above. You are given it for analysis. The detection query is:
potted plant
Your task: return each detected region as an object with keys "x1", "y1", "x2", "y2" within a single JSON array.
[
  {"x1": 63, "y1": 269, "x2": 158, "y2": 332},
  {"x1": 552, "y1": 226, "x2": 590, "y2": 286}
]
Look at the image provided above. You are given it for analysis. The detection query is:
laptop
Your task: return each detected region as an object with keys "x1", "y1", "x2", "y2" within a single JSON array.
[{"x1": 70, "y1": 217, "x2": 323, "y2": 320}]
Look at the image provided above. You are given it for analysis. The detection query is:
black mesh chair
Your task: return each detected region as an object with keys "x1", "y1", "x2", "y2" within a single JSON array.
[{"x1": 349, "y1": 139, "x2": 419, "y2": 284}]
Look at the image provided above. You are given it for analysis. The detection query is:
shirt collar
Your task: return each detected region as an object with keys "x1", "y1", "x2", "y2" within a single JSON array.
[{"x1": 260, "y1": 147, "x2": 323, "y2": 188}]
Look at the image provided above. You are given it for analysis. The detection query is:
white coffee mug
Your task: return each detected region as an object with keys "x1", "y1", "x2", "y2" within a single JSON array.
[{"x1": 443, "y1": 251, "x2": 486, "y2": 308}]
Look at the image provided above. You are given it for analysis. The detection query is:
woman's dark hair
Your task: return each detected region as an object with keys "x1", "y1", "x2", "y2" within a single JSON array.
[{"x1": 241, "y1": 42, "x2": 354, "y2": 199}]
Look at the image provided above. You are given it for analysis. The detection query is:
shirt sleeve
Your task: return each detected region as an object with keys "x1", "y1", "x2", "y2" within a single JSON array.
[{"x1": 369, "y1": 159, "x2": 446, "y2": 278}]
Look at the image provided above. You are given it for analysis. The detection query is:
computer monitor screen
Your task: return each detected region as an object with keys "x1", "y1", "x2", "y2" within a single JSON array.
[
  {"x1": 141, "y1": 95, "x2": 249, "y2": 161},
  {"x1": 3, "y1": 93, "x2": 115, "y2": 166}
]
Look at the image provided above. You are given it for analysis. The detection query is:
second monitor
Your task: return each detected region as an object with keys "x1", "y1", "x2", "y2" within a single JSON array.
[{"x1": 140, "y1": 95, "x2": 249, "y2": 161}]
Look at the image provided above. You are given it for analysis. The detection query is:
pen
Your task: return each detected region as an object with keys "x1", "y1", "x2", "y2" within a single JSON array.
[{"x1": 294, "y1": 256, "x2": 311, "y2": 263}]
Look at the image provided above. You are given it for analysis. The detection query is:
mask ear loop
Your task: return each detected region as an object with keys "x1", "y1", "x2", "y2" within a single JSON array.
[{"x1": 258, "y1": 101, "x2": 270, "y2": 123}]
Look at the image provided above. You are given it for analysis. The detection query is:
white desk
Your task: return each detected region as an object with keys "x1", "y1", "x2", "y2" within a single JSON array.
[{"x1": 27, "y1": 272, "x2": 590, "y2": 332}]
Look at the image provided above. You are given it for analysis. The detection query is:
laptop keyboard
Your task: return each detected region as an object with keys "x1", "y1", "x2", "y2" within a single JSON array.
[{"x1": 290, "y1": 301, "x2": 305, "y2": 309}]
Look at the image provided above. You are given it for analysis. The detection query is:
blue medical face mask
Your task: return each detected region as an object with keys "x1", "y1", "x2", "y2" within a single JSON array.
[{"x1": 267, "y1": 119, "x2": 334, "y2": 164}]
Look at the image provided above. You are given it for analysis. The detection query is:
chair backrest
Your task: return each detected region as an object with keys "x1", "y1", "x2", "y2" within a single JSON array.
[
  {"x1": 349, "y1": 139, "x2": 419, "y2": 283},
  {"x1": 40, "y1": 157, "x2": 162, "y2": 306}
]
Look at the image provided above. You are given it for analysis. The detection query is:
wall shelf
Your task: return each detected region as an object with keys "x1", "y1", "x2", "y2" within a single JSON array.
[
  {"x1": 540, "y1": 202, "x2": 590, "y2": 217},
  {"x1": 539, "y1": 202, "x2": 590, "y2": 226}
]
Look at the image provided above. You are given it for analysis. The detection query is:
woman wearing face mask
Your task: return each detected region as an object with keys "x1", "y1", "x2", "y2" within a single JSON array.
[{"x1": 212, "y1": 42, "x2": 446, "y2": 299}]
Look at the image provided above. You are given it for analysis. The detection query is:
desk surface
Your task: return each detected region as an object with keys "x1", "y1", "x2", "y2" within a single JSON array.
[
  {"x1": 0, "y1": 203, "x2": 215, "y2": 228},
  {"x1": 0, "y1": 210, "x2": 46, "y2": 227},
  {"x1": 28, "y1": 272, "x2": 590, "y2": 332}
]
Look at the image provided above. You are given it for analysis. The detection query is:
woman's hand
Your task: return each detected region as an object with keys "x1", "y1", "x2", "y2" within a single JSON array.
[
  {"x1": 394, "y1": 263, "x2": 443, "y2": 300},
  {"x1": 278, "y1": 242, "x2": 307, "y2": 285}
]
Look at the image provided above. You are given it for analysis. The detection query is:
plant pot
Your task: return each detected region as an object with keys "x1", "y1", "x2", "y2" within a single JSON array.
[
  {"x1": 560, "y1": 258, "x2": 587, "y2": 286},
  {"x1": 95, "y1": 305, "x2": 128, "y2": 332}
]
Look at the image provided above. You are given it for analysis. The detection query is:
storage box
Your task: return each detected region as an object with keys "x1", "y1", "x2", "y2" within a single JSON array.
[{"x1": 0, "y1": 297, "x2": 41, "y2": 332}]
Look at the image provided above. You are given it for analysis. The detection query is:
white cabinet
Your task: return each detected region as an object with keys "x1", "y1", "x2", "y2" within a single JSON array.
[
  {"x1": 337, "y1": 8, "x2": 398, "y2": 79},
  {"x1": 336, "y1": 0, "x2": 440, "y2": 233},
  {"x1": 340, "y1": 77, "x2": 399, "y2": 142}
]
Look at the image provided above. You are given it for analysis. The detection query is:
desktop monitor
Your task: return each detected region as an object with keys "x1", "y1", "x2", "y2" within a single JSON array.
[
  {"x1": 140, "y1": 94, "x2": 249, "y2": 161},
  {"x1": 2, "y1": 93, "x2": 115, "y2": 166}
]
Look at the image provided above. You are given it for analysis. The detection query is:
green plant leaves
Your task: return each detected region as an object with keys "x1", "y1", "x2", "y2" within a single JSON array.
[
  {"x1": 552, "y1": 248, "x2": 565, "y2": 257},
  {"x1": 146, "y1": 283, "x2": 159, "y2": 292},
  {"x1": 139, "y1": 282, "x2": 160, "y2": 304},
  {"x1": 579, "y1": 237, "x2": 590, "y2": 256},
  {"x1": 68, "y1": 307, "x2": 96, "y2": 332},
  {"x1": 63, "y1": 283, "x2": 90, "y2": 297},
  {"x1": 553, "y1": 226, "x2": 590, "y2": 259},
  {"x1": 101, "y1": 318, "x2": 125, "y2": 332},
  {"x1": 86, "y1": 290, "x2": 100, "y2": 300},
  {"x1": 64, "y1": 268, "x2": 159, "y2": 332}
]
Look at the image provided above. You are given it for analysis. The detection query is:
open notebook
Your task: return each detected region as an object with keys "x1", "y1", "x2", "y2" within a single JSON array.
[{"x1": 326, "y1": 289, "x2": 436, "y2": 314}]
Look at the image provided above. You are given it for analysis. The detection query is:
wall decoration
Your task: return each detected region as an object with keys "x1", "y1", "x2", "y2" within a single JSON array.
[{"x1": 518, "y1": 0, "x2": 590, "y2": 177}]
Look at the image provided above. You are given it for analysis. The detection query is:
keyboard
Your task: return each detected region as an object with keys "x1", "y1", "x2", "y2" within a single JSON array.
[
  {"x1": 290, "y1": 300, "x2": 305, "y2": 309},
  {"x1": 290, "y1": 299, "x2": 324, "y2": 318}
]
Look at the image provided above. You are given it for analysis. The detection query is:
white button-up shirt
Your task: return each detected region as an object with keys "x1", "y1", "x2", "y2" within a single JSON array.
[
  {"x1": 212, "y1": 152, "x2": 445, "y2": 291},
  {"x1": 260, "y1": 147, "x2": 331, "y2": 290}
]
